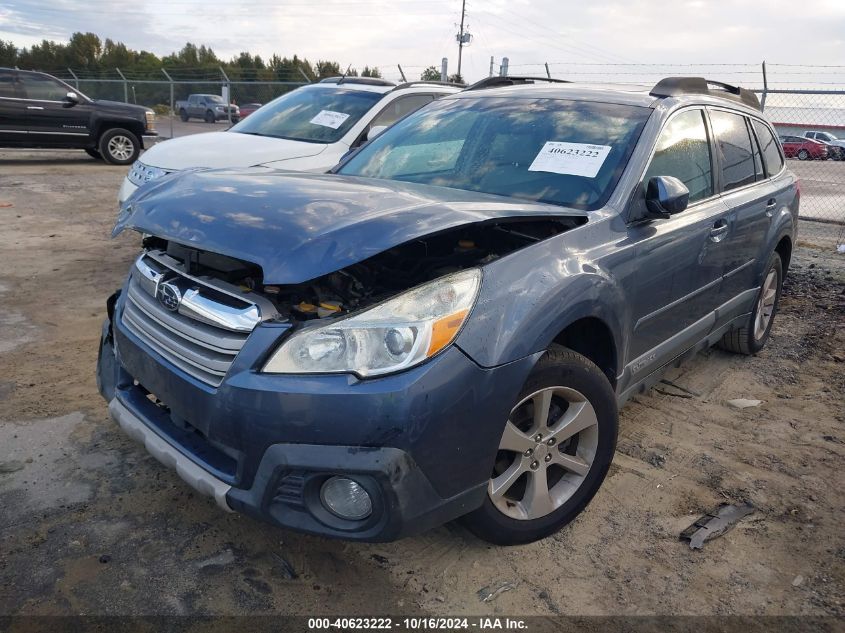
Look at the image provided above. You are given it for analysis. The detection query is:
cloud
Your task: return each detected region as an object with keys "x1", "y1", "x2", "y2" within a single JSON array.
[{"x1": 1, "y1": 0, "x2": 843, "y2": 84}]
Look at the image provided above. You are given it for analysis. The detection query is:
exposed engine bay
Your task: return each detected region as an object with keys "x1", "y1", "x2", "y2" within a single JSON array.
[{"x1": 142, "y1": 217, "x2": 583, "y2": 322}]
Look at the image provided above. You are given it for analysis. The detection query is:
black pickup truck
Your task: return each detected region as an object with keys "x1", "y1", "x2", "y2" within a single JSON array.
[{"x1": 0, "y1": 68, "x2": 157, "y2": 165}]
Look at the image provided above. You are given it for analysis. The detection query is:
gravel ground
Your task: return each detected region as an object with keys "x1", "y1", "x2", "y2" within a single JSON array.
[{"x1": 0, "y1": 150, "x2": 843, "y2": 617}]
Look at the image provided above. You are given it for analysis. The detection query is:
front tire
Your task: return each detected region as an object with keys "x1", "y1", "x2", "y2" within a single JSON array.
[
  {"x1": 205, "y1": 110, "x2": 215, "y2": 123},
  {"x1": 98, "y1": 128, "x2": 140, "y2": 165},
  {"x1": 718, "y1": 252, "x2": 783, "y2": 355},
  {"x1": 797, "y1": 149, "x2": 810, "y2": 160},
  {"x1": 461, "y1": 346, "x2": 618, "y2": 545},
  {"x1": 179, "y1": 109, "x2": 189, "y2": 122}
]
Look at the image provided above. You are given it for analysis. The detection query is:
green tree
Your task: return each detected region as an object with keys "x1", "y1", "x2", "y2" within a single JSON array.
[
  {"x1": 67, "y1": 32, "x2": 102, "y2": 68},
  {"x1": 315, "y1": 60, "x2": 341, "y2": 79},
  {"x1": 0, "y1": 40, "x2": 18, "y2": 67},
  {"x1": 361, "y1": 66, "x2": 382, "y2": 78},
  {"x1": 420, "y1": 66, "x2": 441, "y2": 81}
]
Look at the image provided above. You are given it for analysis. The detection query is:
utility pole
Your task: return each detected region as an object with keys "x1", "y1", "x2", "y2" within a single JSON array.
[{"x1": 456, "y1": 0, "x2": 469, "y2": 81}]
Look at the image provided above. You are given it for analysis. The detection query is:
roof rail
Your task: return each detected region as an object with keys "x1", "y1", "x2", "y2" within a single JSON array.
[
  {"x1": 464, "y1": 76, "x2": 571, "y2": 91},
  {"x1": 318, "y1": 76, "x2": 396, "y2": 87},
  {"x1": 650, "y1": 77, "x2": 761, "y2": 110},
  {"x1": 390, "y1": 80, "x2": 466, "y2": 92}
]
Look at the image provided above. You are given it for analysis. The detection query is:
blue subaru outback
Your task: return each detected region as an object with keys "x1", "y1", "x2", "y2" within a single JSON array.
[{"x1": 98, "y1": 76, "x2": 797, "y2": 545}]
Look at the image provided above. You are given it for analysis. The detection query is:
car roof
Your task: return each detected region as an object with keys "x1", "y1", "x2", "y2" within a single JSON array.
[
  {"x1": 450, "y1": 76, "x2": 763, "y2": 114},
  {"x1": 450, "y1": 82, "x2": 660, "y2": 108}
]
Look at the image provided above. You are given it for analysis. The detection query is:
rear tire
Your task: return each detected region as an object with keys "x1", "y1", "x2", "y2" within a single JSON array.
[
  {"x1": 205, "y1": 110, "x2": 215, "y2": 123},
  {"x1": 718, "y1": 252, "x2": 783, "y2": 355},
  {"x1": 179, "y1": 109, "x2": 189, "y2": 122},
  {"x1": 460, "y1": 346, "x2": 618, "y2": 546},
  {"x1": 797, "y1": 149, "x2": 810, "y2": 160},
  {"x1": 98, "y1": 128, "x2": 140, "y2": 165}
]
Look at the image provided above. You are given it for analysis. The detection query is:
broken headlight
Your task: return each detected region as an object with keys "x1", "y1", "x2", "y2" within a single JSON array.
[{"x1": 262, "y1": 269, "x2": 481, "y2": 377}]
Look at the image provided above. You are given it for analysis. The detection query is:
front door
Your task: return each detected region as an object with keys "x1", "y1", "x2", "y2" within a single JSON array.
[
  {"x1": 17, "y1": 73, "x2": 90, "y2": 147},
  {"x1": 623, "y1": 108, "x2": 730, "y2": 376}
]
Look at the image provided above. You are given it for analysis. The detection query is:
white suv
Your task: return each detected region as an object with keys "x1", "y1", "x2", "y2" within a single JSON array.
[{"x1": 119, "y1": 78, "x2": 462, "y2": 203}]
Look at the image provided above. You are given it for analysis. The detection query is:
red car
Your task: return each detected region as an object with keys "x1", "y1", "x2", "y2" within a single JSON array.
[
  {"x1": 779, "y1": 135, "x2": 828, "y2": 160},
  {"x1": 238, "y1": 103, "x2": 263, "y2": 118}
]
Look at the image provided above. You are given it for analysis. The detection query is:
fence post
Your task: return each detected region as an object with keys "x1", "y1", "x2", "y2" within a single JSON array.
[
  {"x1": 297, "y1": 66, "x2": 311, "y2": 84},
  {"x1": 441, "y1": 58, "x2": 448, "y2": 82},
  {"x1": 115, "y1": 68, "x2": 128, "y2": 103},
  {"x1": 161, "y1": 68, "x2": 174, "y2": 140},
  {"x1": 545, "y1": 62, "x2": 551, "y2": 79},
  {"x1": 67, "y1": 68, "x2": 79, "y2": 90},
  {"x1": 219, "y1": 66, "x2": 232, "y2": 124},
  {"x1": 500, "y1": 57, "x2": 509, "y2": 77},
  {"x1": 761, "y1": 61, "x2": 768, "y2": 111},
  {"x1": 397, "y1": 64, "x2": 407, "y2": 83}
]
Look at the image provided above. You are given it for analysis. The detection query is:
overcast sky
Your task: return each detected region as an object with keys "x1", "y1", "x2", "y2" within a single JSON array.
[{"x1": 1, "y1": 0, "x2": 844, "y2": 84}]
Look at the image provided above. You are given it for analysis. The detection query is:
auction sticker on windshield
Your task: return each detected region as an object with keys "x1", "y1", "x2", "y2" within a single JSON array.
[
  {"x1": 309, "y1": 110, "x2": 351, "y2": 129},
  {"x1": 528, "y1": 142, "x2": 611, "y2": 178}
]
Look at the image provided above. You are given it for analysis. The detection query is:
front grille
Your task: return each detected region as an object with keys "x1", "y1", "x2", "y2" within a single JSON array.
[{"x1": 121, "y1": 253, "x2": 262, "y2": 387}]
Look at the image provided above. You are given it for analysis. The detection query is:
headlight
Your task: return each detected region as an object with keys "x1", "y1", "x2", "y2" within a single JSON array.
[
  {"x1": 144, "y1": 111, "x2": 155, "y2": 132},
  {"x1": 262, "y1": 269, "x2": 481, "y2": 377},
  {"x1": 215, "y1": 105, "x2": 225, "y2": 111},
  {"x1": 127, "y1": 161, "x2": 170, "y2": 187}
]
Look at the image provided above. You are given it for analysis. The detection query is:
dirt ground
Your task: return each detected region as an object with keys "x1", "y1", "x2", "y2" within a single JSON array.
[{"x1": 0, "y1": 149, "x2": 843, "y2": 618}]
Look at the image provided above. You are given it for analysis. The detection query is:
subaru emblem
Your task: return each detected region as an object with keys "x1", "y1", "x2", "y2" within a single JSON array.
[{"x1": 156, "y1": 282, "x2": 181, "y2": 312}]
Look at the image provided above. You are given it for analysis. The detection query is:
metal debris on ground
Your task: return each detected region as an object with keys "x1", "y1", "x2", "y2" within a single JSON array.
[
  {"x1": 726, "y1": 398, "x2": 763, "y2": 409},
  {"x1": 680, "y1": 503, "x2": 755, "y2": 550},
  {"x1": 659, "y1": 379, "x2": 701, "y2": 398},
  {"x1": 477, "y1": 581, "x2": 517, "y2": 602},
  {"x1": 272, "y1": 553, "x2": 298, "y2": 580}
]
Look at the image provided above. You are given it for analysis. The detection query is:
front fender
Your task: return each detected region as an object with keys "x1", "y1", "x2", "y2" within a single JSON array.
[{"x1": 456, "y1": 241, "x2": 627, "y2": 373}]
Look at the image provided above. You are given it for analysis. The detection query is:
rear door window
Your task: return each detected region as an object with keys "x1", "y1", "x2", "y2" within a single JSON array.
[
  {"x1": 642, "y1": 108, "x2": 713, "y2": 203},
  {"x1": 752, "y1": 120, "x2": 784, "y2": 176},
  {"x1": 0, "y1": 71, "x2": 18, "y2": 98},
  {"x1": 709, "y1": 109, "x2": 756, "y2": 191}
]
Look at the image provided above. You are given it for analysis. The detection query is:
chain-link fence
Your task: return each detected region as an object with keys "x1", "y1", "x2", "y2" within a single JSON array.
[{"x1": 757, "y1": 90, "x2": 845, "y2": 224}]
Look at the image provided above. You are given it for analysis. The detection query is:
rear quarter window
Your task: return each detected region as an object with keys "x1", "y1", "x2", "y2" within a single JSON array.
[{"x1": 752, "y1": 119, "x2": 784, "y2": 176}]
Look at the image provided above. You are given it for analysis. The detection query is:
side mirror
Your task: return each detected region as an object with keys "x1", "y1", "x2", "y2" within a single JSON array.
[
  {"x1": 62, "y1": 91, "x2": 79, "y2": 108},
  {"x1": 366, "y1": 125, "x2": 388, "y2": 141},
  {"x1": 645, "y1": 176, "x2": 689, "y2": 219}
]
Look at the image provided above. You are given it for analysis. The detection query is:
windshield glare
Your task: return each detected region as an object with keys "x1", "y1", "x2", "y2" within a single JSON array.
[
  {"x1": 338, "y1": 97, "x2": 651, "y2": 210},
  {"x1": 230, "y1": 85, "x2": 384, "y2": 143}
]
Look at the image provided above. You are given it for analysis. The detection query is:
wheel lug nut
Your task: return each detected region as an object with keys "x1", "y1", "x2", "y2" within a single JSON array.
[
  {"x1": 530, "y1": 460, "x2": 539, "y2": 470},
  {"x1": 523, "y1": 448, "x2": 533, "y2": 457},
  {"x1": 544, "y1": 453, "x2": 552, "y2": 462},
  {"x1": 534, "y1": 434, "x2": 543, "y2": 442},
  {"x1": 547, "y1": 438, "x2": 556, "y2": 446}
]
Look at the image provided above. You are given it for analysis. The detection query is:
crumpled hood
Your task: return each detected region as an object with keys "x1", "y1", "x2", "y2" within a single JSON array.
[
  {"x1": 114, "y1": 168, "x2": 585, "y2": 284},
  {"x1": 138, "y1": 132, "x2": 327, "y2": 170}
]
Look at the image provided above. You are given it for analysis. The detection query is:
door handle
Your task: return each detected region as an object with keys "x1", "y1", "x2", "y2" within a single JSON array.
[
  {"x1": 26, "y1": 106, "x2": 44, "y2": 110},
  {"x1": 709, "y1": 220, "x2": 729, "y2": 242},
  {"x1": 765, "y1": 198, "x2": 777, "y2": 217}
]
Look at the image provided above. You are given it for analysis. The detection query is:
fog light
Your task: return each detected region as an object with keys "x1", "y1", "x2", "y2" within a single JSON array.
[{"x1": 320, "y1": 476, "x2": 372, "y2": 520}]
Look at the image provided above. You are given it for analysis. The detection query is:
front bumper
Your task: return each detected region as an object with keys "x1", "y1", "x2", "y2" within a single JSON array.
[
  {"x1": 117, "y1": 177, "x2": 138, "y2": 204},
  {"x1": 97, "y1": 290, "x2": 538, "y2": 541}
]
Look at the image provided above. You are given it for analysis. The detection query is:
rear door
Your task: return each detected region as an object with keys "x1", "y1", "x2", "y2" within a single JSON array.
[
  {"x1": 17, "y1": 72, "x2": 90, "y2": 146},
  {"x1": 625, "y1": 107, "x2": 730, "y2": 367},
  {"x1": 708, "y1": 109, "x2": 776, "y2": 315},
  {"x1": 0, "y1": 69, "x2": 25, "y2": 144}
]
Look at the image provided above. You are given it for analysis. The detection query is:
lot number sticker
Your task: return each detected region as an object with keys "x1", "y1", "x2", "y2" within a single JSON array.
[
  {"x1": 528, "y1": 142, "x2": 612, "y2": 178},
  {"x1": 309, "y1": 110, "x2": 351, "y2": 129}
]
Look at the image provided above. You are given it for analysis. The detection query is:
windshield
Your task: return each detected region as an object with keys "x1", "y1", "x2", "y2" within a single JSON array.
[
  {"x1": 338, "y1": 97, "x2": 651, "y2": 210},
  {"x1": 204, "y1": 95, "x2": 224, "y2": 103},
  {"x1": 230, "y1": 85, "x2": 384, "y2": 143}
]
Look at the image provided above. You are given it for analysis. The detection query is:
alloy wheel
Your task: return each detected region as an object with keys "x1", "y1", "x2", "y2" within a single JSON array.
[
  {"x1": 107, "y1": 135, "x2": 134, "y2": 162},
  {"x1": 488, "y1": 386, "x2": 599, "y2": 521},
  {"x1": 754, "y1": 269, "x2": 778, "y2": 341}
]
